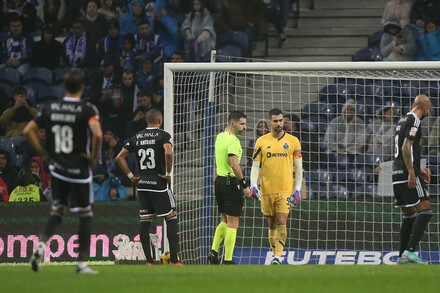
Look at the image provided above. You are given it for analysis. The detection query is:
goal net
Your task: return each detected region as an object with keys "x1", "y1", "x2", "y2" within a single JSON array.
[{"x1": 164, "y1": 61, "x2": 440, "y2": 265}]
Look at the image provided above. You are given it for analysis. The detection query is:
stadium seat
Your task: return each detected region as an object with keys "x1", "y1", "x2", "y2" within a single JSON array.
[
  {"x1": 369, "y1": 46, "x2": 383, "y2": 61},
  {"x1": 318, "y1": 84, "x2": 348, "y2": 107},
  {"x1": 37, "y1": 85, "x2": 64, "y2": 104},
  {"x1": 0, "y1": 137, "x2": 17, "y2": 166},
  {"x1": 429, "y1": 81, "x2": 439, "y2": 98},
  {"x1": 217, "y1": 31, "x2": 250, "y2": 57},
  {"x1": 22, "y1": 67, "x2": 53, "y2": 86},
  {"x1": 354, "y1": 183, "x2": 376, "y2": 197},
  {"x1": 216, "y1": 45, "x2": 243, "y2": 61},
  {"x1": 308, "y1": 169, "x2": 330, "y2": 199},
  {"x1": 53, "y1": 67, "x2": 71, "y2": 84},
  {"x1": 16, "y1": 63, "x2": 30, "y2": 76},
  {"x1": 0, "y1": 83, "x2": 14, "y2": 99},
  {"x1": 368, "y1": 30, "x2": 384, "y2": 47},
  {"x1": 301, "y1": 117, "x2": 319, "y2": 133},
  {"x1": 0, "y1": 67, "x2": 21, "y2": 86},
  {"x1": 330, "y1": 183, "x2": 348, "y2": 199},
  {"x1": 352, "y1": 48, "x2": 371, "y2": 62},
  {"x1": 22, "y1": 86, "x2": 37, "y2": 105},
  {"x1": 24, "y1": 82, "x2": 45, "y2": 100}
]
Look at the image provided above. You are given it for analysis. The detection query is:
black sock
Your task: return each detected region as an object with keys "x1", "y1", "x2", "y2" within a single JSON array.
[
  {"x1": 140, "y1": 220, "x2": 154, "y2": 263},
  {"x1": 78, "y1": 216, "x2": 92, "y2": 262},
  {"x1": 399, "y1": 213, "x2": 416, "y2": 257},
  {"x1": 40, "y1": 215, "x2": 62, "y2": 243},
  {"x1": 406, "y1": 210, "x2": 433, "y2": 252},
  {"x1": 166, "y1": 216, "x2": 179, "y2": 263}
]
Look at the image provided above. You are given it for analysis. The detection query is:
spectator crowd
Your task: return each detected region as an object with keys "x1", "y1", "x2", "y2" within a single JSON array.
[{"x1": 0, "y1": 0, "x2": 296, "y2": 202}]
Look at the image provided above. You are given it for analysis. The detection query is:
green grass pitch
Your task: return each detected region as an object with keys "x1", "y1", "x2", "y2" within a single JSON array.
[{"x1": 1, "y1": 264, "x2": 440, "y2": 293}]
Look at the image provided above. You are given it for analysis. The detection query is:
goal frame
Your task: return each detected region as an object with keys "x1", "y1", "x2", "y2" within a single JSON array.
[{"x1": 163, "y1": 61, "x2": 440, "y2": 264}]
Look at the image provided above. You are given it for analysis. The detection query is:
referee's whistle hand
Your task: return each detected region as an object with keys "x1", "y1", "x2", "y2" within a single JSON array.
[{"x1": 243, "y1": 187, "x2": 251, "y2": 199}]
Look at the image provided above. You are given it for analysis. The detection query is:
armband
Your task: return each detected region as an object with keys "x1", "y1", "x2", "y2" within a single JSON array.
[
  {"x1": 127, "y1": 172, "x2": 134, "y2": 179},
  {"x1": 166, "y1": 172, "x2": 172, "y2": 176}
]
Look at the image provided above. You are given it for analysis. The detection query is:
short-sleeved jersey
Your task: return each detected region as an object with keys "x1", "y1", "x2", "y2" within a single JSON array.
[
  {"x1": 252, "y1": 132, "x2": 301, "y2": 195},
  {"x1": 123, "y1": 127, "x2": 173, "y2": 191},
  {"x1": 215, "y1": 131, "x2": 242, "y2": 177},
  {"x1": 33, "y1": 97, "x2": 99, "y2": 183},
  {"x1": 394, "y1": 112, "x2": 423, "y2": 175}
]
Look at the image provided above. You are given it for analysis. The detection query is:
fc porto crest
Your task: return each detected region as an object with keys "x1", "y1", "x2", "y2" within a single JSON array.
[{"x1": 283, "y1": 142, "x2": 289, "y2": 150}]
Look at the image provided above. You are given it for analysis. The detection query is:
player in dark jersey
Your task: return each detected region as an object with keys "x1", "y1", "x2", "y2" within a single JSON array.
[
  {"x1": 24, "y1": 69, "x2": 103, "y2": 274},
  {"x1": 116, "y1": 108, "x2": 183, "y2": 265},
  {"x1": 393, "y1": 94, "x2": 432, "y2": 265}
]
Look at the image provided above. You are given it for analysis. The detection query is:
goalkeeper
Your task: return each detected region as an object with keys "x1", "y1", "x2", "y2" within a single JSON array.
[{"x1": 250, "y1": 109, "x2": 303, "y2": 265}]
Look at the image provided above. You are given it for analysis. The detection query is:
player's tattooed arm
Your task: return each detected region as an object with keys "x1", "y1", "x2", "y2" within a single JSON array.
[{"x1": 402, "y1": 137, "x2": 416, "y2": 189}]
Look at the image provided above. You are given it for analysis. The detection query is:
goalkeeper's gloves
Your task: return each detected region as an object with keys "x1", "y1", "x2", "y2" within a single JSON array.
[
  {"x1": 287, "y1": 188, "x2": 301, "y2": 208},
  {"x1": 250, "y1": 184, "x2": 261, "y2": 200}
]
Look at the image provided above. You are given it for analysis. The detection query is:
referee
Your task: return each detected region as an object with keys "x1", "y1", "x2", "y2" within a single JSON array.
[{"x1": 208, "y1": 111, "x2": 251, "y2": 265}]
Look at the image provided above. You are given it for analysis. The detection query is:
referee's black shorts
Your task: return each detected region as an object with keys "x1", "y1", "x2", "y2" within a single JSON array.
[
  {"x1": 393, "y1": 171, "x2": 429, "y2": 207},
  {"x1": 215, "y1": 176, "x2": 244, "y2": 217}
]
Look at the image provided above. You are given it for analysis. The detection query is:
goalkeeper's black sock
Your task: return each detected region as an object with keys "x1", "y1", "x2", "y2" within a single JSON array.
[
  {"x1": 40, "y1": 214, "x2": 62, "y2": 242},
  {"x1": 399, "y1": 213, "x2": 416, "y2": 257},
  {"x1": 140, "y1": 220, "x2": 154, "y2": 263},
  {"x1": 406, "y1": 210, "x2": 432, "y2": 252},
  {"x1": 78, "y1": 216, "x2": 92, "y2": 262},
  {"x1": 166, "y1": 216, "x2": 179, "y2": 263}
]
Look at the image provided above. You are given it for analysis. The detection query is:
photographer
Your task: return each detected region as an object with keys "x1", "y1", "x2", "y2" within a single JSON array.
[
  {"x1": 0, "y1": 87, "x2": 38, "y2": 144},
  {"x1": 381, "y1": 13, "x2": 416, "y2": 61},
  {"x1": 126, "y1": 90, "x2": 154, "y2": 138}
]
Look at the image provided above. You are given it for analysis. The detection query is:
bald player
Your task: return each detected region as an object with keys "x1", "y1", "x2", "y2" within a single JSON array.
[{"x1": 393, "y1": 95, "x2": 432, "y2": 265}]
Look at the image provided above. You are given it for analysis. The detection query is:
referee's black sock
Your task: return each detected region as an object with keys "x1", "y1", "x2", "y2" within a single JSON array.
[
  {"x1": 166, "y1": 216, "x2": 179, "y2": 263},
  {"x1": 140, "y1": 220, "x2": 154, "y2": 263},
  {"x1": 78, "y1": 216, "x2": 92, "y2": 262},
  {"x1": 40, "y1": 215, "x2": 62, "y2": 242},
  {"x1": 399, "y1": 213, "x2": 416, "y2": 257},
  {"x1": 406, "y1": 210, "x2": 433, "y2": 252}
]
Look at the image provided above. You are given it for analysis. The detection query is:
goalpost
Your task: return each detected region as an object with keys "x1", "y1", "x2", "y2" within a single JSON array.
[{"x1": 164, "y1": 61, "x2": 440, "y2": 265}]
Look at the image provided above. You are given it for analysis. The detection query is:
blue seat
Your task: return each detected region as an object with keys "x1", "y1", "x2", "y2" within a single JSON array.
[
  {"x1": 24, "y1": 82, "x2": 45, "y2": 100},
  {"x1": 330, "y1": 183, "x2": 348, "y2": 199},
  {"x1": 0, "y1": 67, "x2": 21, "y2": 86},
  {"x1": 217, "y1": 31, "x2": 250, "y2": 57},
  {"x1": 429, "y1": 185, "x2": 439, "y2": 197},
  {"x1": 354, "y1": 153, "x2": 383, "y2": 167},
  {"x1": 308, "y1": 169, "x2": 330, "y2": 199},
  {"x1": 0, "y1": 83, "x2": 14, "y2": 99},
  {"x1": 22, "y1": 86, "x2": 37, "y2": 105},
  {"x1": 352, "y1": 48, "x2": 371, "y2": 61},
  {"x1": 429, "y1": 81, "x2": 439, "y2": 98},
  {"x1": 302, "y1": 102, "x2": 335, "y2": 115},
  {"x1": 38, "y1": 85, "x2": 64, "y2": 103},
  {"x1": 318, "y1": 84, "x2": 348, "y2": 106},
  {"x1": 0, "y1": 137, "x2": 17, "y2": 166},
  {"x1": 393, "y1": 80, "x2": 418, "y2": 97},
  {"x1": 216, "y1": 45, "x2": 243, "y2": 62},
  {"x1": 53, "y1": 67, "x2": 71, "y2": 84},
  {"x1": 354, "y1": 183, "x2": 376, "y2": 197},
  {"x1": 368, "y1": 30, "x2": 384, "y2": 47},
  {"x1": 301, "y1": 117, "x2": 319, "y2": 133},
  {"x1": 22, "y1": 67, "x2": 53, "y2": 86},
  {"x1": 16, "y1": 63, "x2": 30, "y2": 76}
]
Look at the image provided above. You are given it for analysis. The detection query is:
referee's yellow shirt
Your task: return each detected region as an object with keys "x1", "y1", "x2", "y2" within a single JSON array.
[
  {"x1": 215, "y1": 131, "x2": 242, "y2": 177},
  {"x1": 252, "y1": 132, "x2": 301, "y2": 196}
]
